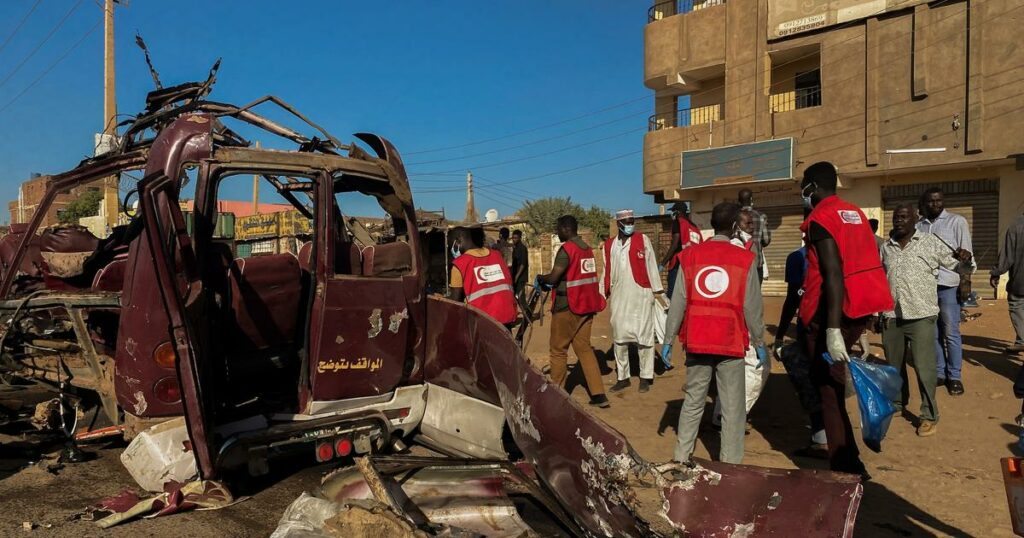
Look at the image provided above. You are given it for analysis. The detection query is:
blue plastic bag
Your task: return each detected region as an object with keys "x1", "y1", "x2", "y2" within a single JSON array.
[{"x1": 824, "y1": 353, "x2": 902, "y2": 452}]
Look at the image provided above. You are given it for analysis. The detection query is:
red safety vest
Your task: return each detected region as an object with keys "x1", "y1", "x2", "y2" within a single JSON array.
[
  {"x1": 678, "y1": 240, "x2": 754, "y2": 358},
  {"x1": 453, "y1": 250, "x2": 517, "y2": 324},
  {"x1": 558, "y1": 240, "x2": 606, "y2": 315},
  {"x1": 665, "y1": 217, "x2": 703, "y2": 270},
  {"x1": 799, "y1": 195, "x2": 894, "y2": 326},
  {"x1": 602, "y1": 234, "x2": 652, "y2": 296}
]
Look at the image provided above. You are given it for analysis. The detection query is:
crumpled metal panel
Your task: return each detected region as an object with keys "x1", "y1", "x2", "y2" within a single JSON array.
[
  {"x1": 439, "y1": 295, "x2": 650, "y2": 537},
  {"x1": 321, "y1": 465, "x2": 536, "y2": 538},
  {"x1": 424, "y1": 296, "x2": 863, "y2": 537},
  {"x1": 661, "y1": 459, "x2": 862, "y2": 537},
  {"x1": 423, "y1": 297, "x2": 501, "y2": 406}
]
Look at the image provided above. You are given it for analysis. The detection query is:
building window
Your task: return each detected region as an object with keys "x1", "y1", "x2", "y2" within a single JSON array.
[
  {"x1": 769, "y1": 44, "x2": 822, "y2": 112},
  {"x1": 794, "y1": 69, "x2": 821, "y2": 108}
]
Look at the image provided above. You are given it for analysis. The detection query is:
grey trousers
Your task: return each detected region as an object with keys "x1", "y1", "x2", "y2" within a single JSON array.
[
  {"x1": 675, "y1": 354, "x2": 746, "y2": 464},
  {"x1": 1010, "y1": 294, "x2": 1024, "y2": 346},
  {"x1": 882, "y1": 316, "x2": 939, "y2": 422}
]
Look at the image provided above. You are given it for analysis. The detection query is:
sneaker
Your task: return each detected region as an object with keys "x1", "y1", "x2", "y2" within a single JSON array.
[
  {"x1": 947, "y1": 379, "x2": 964, "y2": 396},
  {"x1": 609, "y1": 379, "x2": 631, "y2": 393},
  {"x1": 589, "y1": 394, "x2": 611, "y2": 408},
  {"x1": 917, "y1": 420, "x2": 938, "y2": 437},
  {"x1": 638, "y1": 378, "x2": 652, "y2": 393}
]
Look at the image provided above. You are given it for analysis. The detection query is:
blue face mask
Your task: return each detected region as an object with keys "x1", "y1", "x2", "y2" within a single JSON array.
[
  {"x1": 451, "y1": 244, "x2": 461, "y2": 259},
  {"x1": 621, "y1": 224, "x2": 635, "y2": 236}
]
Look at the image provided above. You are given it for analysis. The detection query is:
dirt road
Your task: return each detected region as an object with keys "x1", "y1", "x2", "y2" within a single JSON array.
[{"x1": 1, "y1": 297, "x2": 1020, "y2": 536}]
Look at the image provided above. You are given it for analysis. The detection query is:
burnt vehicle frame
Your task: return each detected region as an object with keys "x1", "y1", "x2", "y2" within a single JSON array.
[{"x1": 0, "y1": 77, "x2": 865, "y2": 537}]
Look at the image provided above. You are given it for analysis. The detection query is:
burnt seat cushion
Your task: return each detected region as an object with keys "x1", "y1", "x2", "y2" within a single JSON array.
[
  {"x1": 361, "y1": 242, "x2": 411, "y2": 277},
  {"x1": 227, "y1": 253, "x2": 302, "y2": 351},
  {"x1": 0, "y1": 230, "x2": 44, "y2": 279},
  {"x1": 36, "y1": 226, "x2": 102, "y2": 289},
  {"x1": 39, "y1": 226, "x2": 100, "y2": 254},
  {"x1": 298, "y1": 240, "x2": 362, "y2": 276},
  {"x1": 297, "y1": 241, "x2": 313, "y2": 272},
  {"x1": 91, "y1": 254, "x2": 128, "y2": 292}
]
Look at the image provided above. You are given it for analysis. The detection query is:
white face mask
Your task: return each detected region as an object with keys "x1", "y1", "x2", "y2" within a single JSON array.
[
  {"x1": 738, "y1": 230, "x2": 752, "y2": 243},
  {"x1": 621, "y1": 224, "x2": 635, "y2": 236},
  {"x1": 801, "y1": 183, "x2": 816, "y2": 209}
]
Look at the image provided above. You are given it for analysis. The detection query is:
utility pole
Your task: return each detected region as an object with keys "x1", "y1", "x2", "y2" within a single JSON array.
[
  {"x1": 103, "y1": 0, "x2": 116, "y2": 136},
  {"x1": 464, "y1": 171, "x2": 478, "y2": 224},
  {"x1": 99, "y1": 0, "x2": 119, "y2": 231}
]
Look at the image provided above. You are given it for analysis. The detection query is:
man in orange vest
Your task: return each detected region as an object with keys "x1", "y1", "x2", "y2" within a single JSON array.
[
  {"x1": 536, "y1": 215, "x2": 609, "y2": 408},
  {"x1": 664, "y1": 202, "x2": 765, "y2": 464},
  {"x1": 603, "y1": 209, "x2": 667, "y2": 394},
  {"x1": 799, "y1": 162, "x2": 894, "y2": 478},
  {"x1": 448, "y1": 227, "x2": 517, "y2": 328}
]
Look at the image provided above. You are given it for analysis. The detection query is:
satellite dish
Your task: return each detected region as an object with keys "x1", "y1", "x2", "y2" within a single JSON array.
[{"x1": 484, "y1": 209, "x2": 499, "y2": 223}]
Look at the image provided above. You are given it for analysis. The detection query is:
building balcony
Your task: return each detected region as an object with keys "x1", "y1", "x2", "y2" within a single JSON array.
[
  {"x1": 647, "y1": 104, "x2": 722, "y2": 131},
  {"x1": 644, "y1": 0, "x2": 726, "y2": 93},
  {"x1": 769, "y1": 86, "x2": 822, "y2": 112},
  {"x1": 648, "y1": 0, "x2": 726, "y2": 22}
]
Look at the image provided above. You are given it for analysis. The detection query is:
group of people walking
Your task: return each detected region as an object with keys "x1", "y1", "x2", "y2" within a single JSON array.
[{"x1": 446, "y1": 160, "x2": 1013, "y2": 480}]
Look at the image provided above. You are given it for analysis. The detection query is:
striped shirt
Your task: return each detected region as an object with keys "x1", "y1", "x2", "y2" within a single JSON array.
[{"x1": 916, "y1": 210, "x2": 972, "y2": 287}]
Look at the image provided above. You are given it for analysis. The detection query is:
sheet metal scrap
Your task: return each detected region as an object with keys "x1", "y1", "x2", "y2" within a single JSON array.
[
  {"x1": 323, "y1": 455, "x2": 572, "y2": 537},
  {"x1": 445, "y1": 295, "x2": 864, "y2": 537}
]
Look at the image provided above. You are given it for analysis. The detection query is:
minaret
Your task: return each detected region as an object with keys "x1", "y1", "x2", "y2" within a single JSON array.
[{"x1": 464, "y1": 171, "x2": 478, "y2": 223}]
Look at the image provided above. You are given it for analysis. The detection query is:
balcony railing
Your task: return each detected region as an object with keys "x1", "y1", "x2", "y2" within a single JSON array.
[
  {"x1": 648, "y1": 0, "x2": 726, "y2": 22},
  {"x1": 647, "y1": 104, "x2": 722, "y2": 131},
  {"x1": 769, "y1": 86, "x2": 822, "y2": 112}
]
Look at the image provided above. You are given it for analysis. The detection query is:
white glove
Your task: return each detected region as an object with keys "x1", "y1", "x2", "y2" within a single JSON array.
[{"x1": 825, "y1": 328, "x2": 850, "y2": 363}]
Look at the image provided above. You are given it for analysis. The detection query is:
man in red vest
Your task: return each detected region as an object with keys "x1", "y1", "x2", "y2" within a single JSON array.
[
  {"x1": 664, "y1": 202, "x2": 765, "y2": 464},
  {"x1": 799, "y1": 161, "x2": 894, "y2": 478},
  {"x1": 448, "y1": 227, "x2": 517, "y2": 328},
  {"x1": 603, "y1": 209, "x2": 667, "y2": 393},
  {"x1": 536, "y1": 215, "x2": 609, "y2": 408},
  {"x1": 659, "y1": 201, "x2": 702, "y2": 300}
]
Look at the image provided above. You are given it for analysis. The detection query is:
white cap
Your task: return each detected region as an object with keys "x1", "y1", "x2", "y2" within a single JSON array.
[{"x1": 615, "y1": 209, "x2": 634, "y2": 220}]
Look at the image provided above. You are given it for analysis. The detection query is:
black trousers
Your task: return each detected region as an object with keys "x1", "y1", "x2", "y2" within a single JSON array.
[{"x1": 806, "y1": 316, "x2": 871, "y2": 474}]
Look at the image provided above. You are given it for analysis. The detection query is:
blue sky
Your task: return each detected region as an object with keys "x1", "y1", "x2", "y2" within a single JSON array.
[{"x1": 0, "y1": 0, "x2": 661, "y2": 222}]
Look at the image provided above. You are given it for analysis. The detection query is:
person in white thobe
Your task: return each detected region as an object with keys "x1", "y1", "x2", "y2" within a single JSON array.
[{"x1": 603, "y1": 209, "x2": 668, "y2": 394}]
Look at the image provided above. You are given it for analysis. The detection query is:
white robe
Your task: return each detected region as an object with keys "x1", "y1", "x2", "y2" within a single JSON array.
[{"x1": 604, "y1": 234, "x2": 664, "y2": 347}]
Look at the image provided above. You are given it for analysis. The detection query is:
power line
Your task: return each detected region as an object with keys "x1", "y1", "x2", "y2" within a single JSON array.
[
  {"x1": 0, "y1": 0, "x2": 43, "y2": 57},
  {"x1": 0, "y1": 19, "x2": 101, "y2": 116},
  {"x1": 405, "y1": 107, "x2": 647, "y2": 166},
  {"x1": 405, "y1": 0, "x2": 968, "y2": 171},
  {"x1": 410, "y1": 0, "x2": 1016, "y2": 194},
  {"x1": 414, "y1": 77, "x2": 1024, "y2": 197},
  {"x1": 410, "y1": 124, "x2": 643, "y2": 176},
  {"x1": 0, "y1": 0, "x2": 85, "y2": 92},
  {"x1": 404, "y1": 95, "x2": 650, "y2": 155}
]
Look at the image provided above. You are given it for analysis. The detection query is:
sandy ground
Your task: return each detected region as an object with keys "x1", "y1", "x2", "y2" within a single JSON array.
[{"x1": 1, "y1": 297, "x2": 1021, "y2": 537}]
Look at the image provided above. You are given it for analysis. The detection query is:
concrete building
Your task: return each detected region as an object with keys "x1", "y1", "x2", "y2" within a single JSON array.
[
  {"x1": 8, "y1": 174, "x2": 78, "y2": 228},
  {"x1": 643, "y1": 0, "x2": 1024, "y2": 295}
]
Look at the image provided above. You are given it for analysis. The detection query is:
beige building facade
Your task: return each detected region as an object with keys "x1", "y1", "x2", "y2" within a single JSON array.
[{"x1": 643, "y1": 0, "x2": 1024, "y2": 295}]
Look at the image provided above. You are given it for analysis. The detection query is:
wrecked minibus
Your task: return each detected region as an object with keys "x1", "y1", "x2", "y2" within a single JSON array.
[{"x1": 0, "y1": 77, "x2": 864, "y2": 536}]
